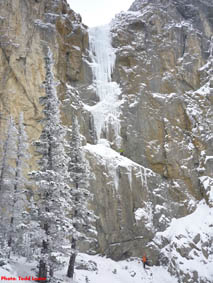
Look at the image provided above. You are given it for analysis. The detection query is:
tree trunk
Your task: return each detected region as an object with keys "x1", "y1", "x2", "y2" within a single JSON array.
[
  {"x1": 38, "y1": 223, "x2": 49, "y2": 282},
  {"x1": 38, "y1": 258, "x2": 48, "y2": 282},
  {"x1": 7, "y1": 216, "x2": 14, "y2": 259},
  {"x1": 8, "y1": 165, "x2": 18, "y2": 251},
  {"x1": 0, "y1": 155, "x2": 6, "y2": 192},
  {"x1": 0, "y1": 121, "x2": 11, "y2": 192},
  {"x1": 67, "y1": 238, "x2": 77, "y2": 279}
]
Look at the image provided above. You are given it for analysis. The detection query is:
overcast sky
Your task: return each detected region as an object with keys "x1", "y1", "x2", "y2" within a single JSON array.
[{"x1": 67, "y1": 0, "x2": 134, "y2": 27}]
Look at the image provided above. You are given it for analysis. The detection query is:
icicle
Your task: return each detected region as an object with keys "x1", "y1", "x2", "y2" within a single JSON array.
[
  {"x1": 127, "y1": 166, "x2": 132, "y2": 191},
  {"x1": 88, "y1": 25, "x2": 121, "y2": 145},
  {"x1": 137, "y1": 167, "x2": 148, "y2": 190},
  {"x1": 143, "y1": 168, "x2": 148, "y2": 190},
  {"x1": 107, "y1": 161, "x2": 119, "y2": 191}
]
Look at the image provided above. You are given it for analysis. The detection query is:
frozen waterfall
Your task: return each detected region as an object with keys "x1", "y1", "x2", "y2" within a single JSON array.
[{"x1": 88, "y1": 25, "x2": 121, "y2": 146}]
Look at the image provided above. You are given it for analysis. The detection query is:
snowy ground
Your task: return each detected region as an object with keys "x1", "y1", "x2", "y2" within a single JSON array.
[
  {"x1": 0, "y1": 253, "x2": 178, "y2": 283},
  {"x1": 0, "y1": 256, "x2": 35, "y2": 281},
  {"x1": 1, "y1": 201, "x2": 212, "y2": 282},
  {"x1": 71, "y1": 254, "x2": 178, "y2": 283}
]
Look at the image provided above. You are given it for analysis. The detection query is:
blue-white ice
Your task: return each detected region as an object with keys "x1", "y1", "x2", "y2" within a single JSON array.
[{"x1": 88, "y1": 25, "x2": 121, "y2": 146}]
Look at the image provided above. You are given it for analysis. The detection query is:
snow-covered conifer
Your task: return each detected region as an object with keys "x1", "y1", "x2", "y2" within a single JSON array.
[
  {"x1": 67, "y1": 115, "x2": 96, "y2": 279},
  {"x1": 0, "y1": 116, "x2": 17, "y2": 258},
  {"x1": 0, "y1": 113, "x2": 31, "y2": 259},
  {"x1": 29, "y1": 48, "x2": 73, "y2": 281},
  {"x1": 7, "y1": 112, "x2": 30, "y2": 256},
  {"x1": 0, "y1": 116, "x2": 17, "y2": 192}
]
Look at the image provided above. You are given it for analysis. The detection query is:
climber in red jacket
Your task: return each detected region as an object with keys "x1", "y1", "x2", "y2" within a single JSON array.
[{"x1": 142, "y1": 254, "x2": 149, "y2": 269}]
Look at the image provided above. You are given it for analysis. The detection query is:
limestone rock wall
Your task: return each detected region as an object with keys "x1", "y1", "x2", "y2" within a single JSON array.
[
  {"x1": 76, "y1": 0, "x2": 213, "y2": 264},
  {"x1": 0, "y1": 0, "x2": 88, "y2": 153},
  {"x1": 110, "y1": 0, "x2": 213, "y2": 202},
  {"x1": 98, "y1": 0, "x2": 213, "y2": 280}
]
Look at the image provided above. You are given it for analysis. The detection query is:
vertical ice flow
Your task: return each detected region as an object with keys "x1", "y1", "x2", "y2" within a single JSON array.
[{"x1": 88, "y1": 25, "x2": 121, "y2": 146}]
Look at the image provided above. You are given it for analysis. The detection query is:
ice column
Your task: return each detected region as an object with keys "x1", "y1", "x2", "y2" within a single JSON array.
[{"x1": 88, "y1": 25, "x2": 121, "y2": 146}]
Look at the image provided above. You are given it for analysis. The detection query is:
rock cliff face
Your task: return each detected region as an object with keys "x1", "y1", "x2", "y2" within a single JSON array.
[
  {"x1": 0, "y1": 0, "x2": 88, "y2": 162},
  {"x1": 0, "y1": 0, "x2": 213, "y2": 282},
  {"x1": 78, "y1": 0, "x2": 213, "y2": 281}
]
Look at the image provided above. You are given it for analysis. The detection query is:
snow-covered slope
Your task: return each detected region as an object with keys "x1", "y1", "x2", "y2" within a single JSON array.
[
  {"x1": 72, "y1": 254, "x2": 178, "y2": 283},
  {"x1": 1, "y1": 200, "x2": 212, "y2": 283},
  {"x1": 0, "y1": 253, "x2": 178, "y2": 283},
  {"x1": 152, "y1": 201, "x2": 213, "y2": 282}
]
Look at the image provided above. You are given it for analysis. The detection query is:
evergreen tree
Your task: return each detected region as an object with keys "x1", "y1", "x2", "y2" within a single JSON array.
[
  {"x1": 67, "y1": 115, "x2": 96, "y2": 279},
  {"x1": 30, "y1": 48, "x2": 73, "y2": 281},
  {"x1": 8, "y1": 112, "x2": 30, "y2": 257},
  {"x1": 0, "y1": 116, "x2": 17, "y2": 192},
  {"x1": 0, "y1": 114, "x2": 31, "y2": 259},
  {"x1": 0, "y1": 116, "x2": 17, "y2": 258}
]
